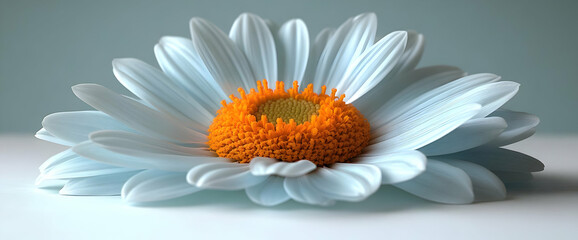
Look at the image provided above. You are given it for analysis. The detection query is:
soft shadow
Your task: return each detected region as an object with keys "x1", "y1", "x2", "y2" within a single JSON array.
[
  {"x1": 132, "y1": 186, "x2": 438, "y2": 213},
  {"x1": 35, "y1": 186, "x2": 62, "y2": 193},
  {"x1": 506, "y1": 174, "x2": 578, "y2": 195},
  {"x1": 36, "y1": 174, "x2": 578, "y2": 212},
  {"x1": 130, "y1": 174, "x2": 578, "y2": 211}
]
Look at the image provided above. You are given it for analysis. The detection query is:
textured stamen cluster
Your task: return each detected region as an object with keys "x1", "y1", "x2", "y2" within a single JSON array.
[
  {"x1": 254, "y1": 98, "x2": 320, "y2": 125},
  {"x1": 207, "y1": 80, "x2": 370, "y2": 166}
]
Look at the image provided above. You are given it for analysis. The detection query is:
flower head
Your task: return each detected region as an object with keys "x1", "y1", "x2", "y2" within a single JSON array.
[
  {"x1": 36, "y1": 13, "x2": 542, "y2": 206},
  {"x1": 208, "y1": 80, "x2": 370, "y2": 165}
]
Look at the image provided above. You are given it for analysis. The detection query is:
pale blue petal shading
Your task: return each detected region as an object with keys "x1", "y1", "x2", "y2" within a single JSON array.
[
  {"x1": 41, "y1": 111, "x2": 131, "y2": 144},
  {"x1": 112, "y1": 58, "x2": 214, "y2": 131},
  {"x1": 368, "y1": 104, "x2": 481, "y2": 152},
  {"x1": 370, "y1": 73, "x2": 500, "y2": 127},
  {"x1": 486, "y1": 109, "x2": 540, "y2": 146},
  {"x1": 283, "y1": 176, "x2": 335, "y2": 206},
  {"x1": 60, "y1": 171, "x2": 140, "y2": 196},
  {"x1": 39, "y1": 149, "x2": 77, "y2": 173},
  {"x1": 339, "y1": 31, "x2": 407, "y2": 103},
  {"x1": 73, "y1": 141, "x2": 228, "y2": 172},
  {"x1": 301, "y1": 28, "x2": 334, "y2": 88},
  {"x1": 122, "y1": 170, "x2": 201, "y2": 203},
  {"x1": 277, "y1": 19, "x2": 309, "y2": 85},
  {"x1": 39, "y1": 149, "x2": 130, "y2": 183},
  {"x1": 35, "y1": 128, "x2": 74, "y2": 146},
  {"x1": 190, "y1": 17, "x2": 256, "y2": 95},
  {"x1": 35, "y1": 176, "x2": 66, "y2": 188},
  {"x1": 308, "y1": 163, "x2": 381, "y2": 202},
  {"x1": 350, "y1": 31, "x2": 423, "y2": 108},
  {"x1": 187, "y1": 162, "x2": 267, "y2": 190},
  {"x1": 462, "y1": 81, "x2": 520, "y2": 118},
  {"x1": 155, "y1": 36, "x2": 227, "y2": 112},
  {"x1": 89, "y1": 130, "x2": 214, "y2": 157},
  {"x1": 419, "y1": 117, "x2": 507, "y2": 156},
  {"x1": 230, "y1": 13, "x2": 277, "y2": 83},
  {"x1": 355, "y1": 150, "x2": 426, "y2": 184},
  {"x1": 395, "y1": 159, "x2": 474, "y2": 204},
  {"x1": 283, "y1": 163, "x2": 380, "y2": 205},
  {"x1": 441, "y1": 159, "x2": 506, "y2": 202},
  {"x1": 313, "y1": 13, "x2": 377, "y2": 91},
  {"x1": 394, "y1": 30, "x2": 425, "y2": 74},
  {"x1": 245, "y1": 176, "x2": 290, "y2": 206},
  {"x1": 42, "y1": 155, "x2": 134, "y2": 179},
  {"x1": 72, "y1": 84, "x2": 205, "y2": 143},
  {"x1": 354, "y1": 65, "x2": 464, "y2": 115}
]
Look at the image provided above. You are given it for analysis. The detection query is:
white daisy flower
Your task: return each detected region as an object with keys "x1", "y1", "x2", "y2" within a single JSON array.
[{"x1": 36, "y1": 13, "x2": 542, "y2": 206}]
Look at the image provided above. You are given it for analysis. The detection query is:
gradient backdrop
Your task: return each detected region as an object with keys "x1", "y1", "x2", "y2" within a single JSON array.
[{"x1": 1, "y1": 0, "x2": 576, "y2": 134}]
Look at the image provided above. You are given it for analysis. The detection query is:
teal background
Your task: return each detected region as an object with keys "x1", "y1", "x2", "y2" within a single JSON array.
[{"x1": 1, "y1": 0, "x2": 576, "y2": 134}]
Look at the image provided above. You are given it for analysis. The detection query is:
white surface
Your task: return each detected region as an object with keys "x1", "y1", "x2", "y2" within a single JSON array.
[{"x1": 1, "y1": 135, "x2": 577, "y2": 239}]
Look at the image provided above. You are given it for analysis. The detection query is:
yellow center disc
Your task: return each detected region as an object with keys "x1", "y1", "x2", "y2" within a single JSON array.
[{"x1": 254, "y1": 98, "x2": 320, "y2": 125}]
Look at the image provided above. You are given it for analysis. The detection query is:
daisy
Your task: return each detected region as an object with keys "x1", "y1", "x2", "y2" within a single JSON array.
[{"x1": 36, "y1": 13, "x2": 541, "y2": 206}]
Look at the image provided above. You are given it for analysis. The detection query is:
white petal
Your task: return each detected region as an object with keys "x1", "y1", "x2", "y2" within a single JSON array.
[
  {"x1": 283, "y1": 176, "x2": 335, "y2": 206},
  {"x1": 394, "y1": 30, "x2": 425, "y2": 74},
  {"x1": 302, "y1": 28, "x2": 334, "y2": 89},
  {"x1": 112, "y1": 58, "x2": 214, "y2": 131},
  {"x1": 313, "y1": 13, "x2": 377, "y2": 90},
  {"x1": 35, "y1": 128, "x2": 73, "y2": 146},
  {"x1": 249, "y1": 157, "x2": 316, "y2": 177},
  {"x1": 447, "y1": 148, "x2": 544, "y2": 172},
  {"x1": 122, "y1": 170, "x2": 201, "y2": 203},
  {"x1": 190, "y1": 17, "x2": 256, "y2": 95},
  {"x1": 42, "y1": 155, "x2": 133, "y2": 179},
  {"x1": 340, "y1": 31, "x2": 408, "y2": 103},
  {"x1": 230, "y1": 13, "x2": 277, "y2": 83},
  {"x1": 308, "y1": 163, "x2": 381, "y2": 202},
  {"x1": 89, "y1": 130, "x2": 214, "y2": 157},
  {"x1": 356, "y1": 150, "x2": 426, "y2": 184},
  {"x1": 35, "y1": 175, "x2": 66, "y2": 188},
  {"x1": 459, "y1": 81, "x2": 520, "y2": 118},
  {"x1": 370, "y1": 73, "x2": 500, "y2": 127},
  {"x1": 42, "y1": 111, "x2": 131, "y2": 144},
  {"x1": 245, "y1": 176, "x2": 290, "y2": 206},
  {"x1": 155, "y1": 36, "x2": 228, "y2": 112},
  {"x1": 39, "y1": 149, "x2": 76, "y2": 173},
  {"x1": 419, "y1": 117, "x2": 507, "y2": 156},
  {"x1": 39, "y1": 149, "x2": 130, "y2": 181},
  {"x1": 348, "y1": 31, "x2": 423, "y2": 107},
  {"x1": 394, "y1": 159, "x2": 474, "y2": 204},
  {"x1": 368, "y1": 103, "x2": 481, "y2": 152},
  {"x1": 277, "y1": 19, "x2": 309, "y2": 84},
  {"x1": 354, "y1": 65, "x2": 465, "y2": 115},
  {"x1": 486, "y1": 109, "x2": 540, "y2": 146},
  {"x1": 73, "y1": 141, "x2": 228, "y2": 172},
  {"x1": 60, "y1": 171, "x2": 139, "y2": 196},
  {"x1": 187, "y1": 162, "x2": 267, "y2": 190},
  {"x1": 441, "y1": 159, "x2": 506, "y2": 202},
  {"x1": 72, "y1": 84, "x2": 205, "y2": 143}
]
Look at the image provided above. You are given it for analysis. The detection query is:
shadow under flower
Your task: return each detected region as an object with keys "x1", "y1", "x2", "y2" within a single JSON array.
[
  {"x1": 132, "y1": 186, "x2": 439, "y2": 213},
  {"x1": 506, "y1": 173, "x2": 578, "y2": 195},
  {"x1": 35, "y1": 172, "x2": 578, "y2": 212},
  {"x1": 131, "y1": 172, "x2": 578, "y2": 211},
  {"x1": 35, "y1": 186, "x2": 63, "y2": 194}
]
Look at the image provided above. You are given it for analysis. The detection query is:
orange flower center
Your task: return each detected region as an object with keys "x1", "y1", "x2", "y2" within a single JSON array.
[{"x1": 207, "y1": 80, "x2": 370, "y2": 166}]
